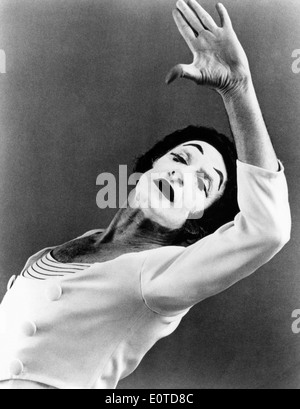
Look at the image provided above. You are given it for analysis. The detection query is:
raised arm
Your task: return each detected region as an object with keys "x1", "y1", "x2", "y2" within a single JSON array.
[
  {"x1": 141, "y1": 1, "x2": 291, "y2": 317},
  {"x1": 166, "y1": 0, "x2": 278, "y2": 171}
]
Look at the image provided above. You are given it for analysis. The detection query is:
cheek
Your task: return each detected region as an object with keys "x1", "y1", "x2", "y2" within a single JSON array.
[
  {"x1": 183, "y1": 191, "x2": 205, "y2": 220},
  {"x1": 152, "y1": 157, "x2": 174, "y2": 173},
  {"x1": 180, "y1": 178, "x2": 205, "y2": 216},
  {"x1": 152, "y1": 157, "x2": 167, "y2": 167},
  {"x1": 134, "y1": 173, "x2": 153, "y2": 205}
]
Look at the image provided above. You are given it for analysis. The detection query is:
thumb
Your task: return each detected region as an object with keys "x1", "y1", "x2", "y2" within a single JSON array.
[{"x1": 165, "y1": 64, "x2": 198, "y2": 85}]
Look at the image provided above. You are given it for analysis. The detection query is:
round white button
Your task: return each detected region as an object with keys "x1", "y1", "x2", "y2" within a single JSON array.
[
  {"x1": 21, "y1": 321, "x2": 37, "y2": 337},
  {"x1": 46, "y1": 284, "x2": 62, "y2": 302},
  {"x1": 9, "y1": 359, "x2": 24, "y2": 376},
  {"x1": 7, "y1": 275, "x2": 16, "y2": 291}
]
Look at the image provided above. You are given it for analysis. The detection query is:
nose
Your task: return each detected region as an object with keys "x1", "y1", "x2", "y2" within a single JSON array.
[{"x1": 169, "y1": 170, "x2": 184, "y2": 187}]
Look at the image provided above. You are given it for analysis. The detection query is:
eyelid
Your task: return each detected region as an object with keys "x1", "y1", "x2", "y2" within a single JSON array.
[
  {"x1": 197, "y1": 172, "x2": 212, "y2": 197},
  {"x1": 171, "y1": 151, "x2": 190, "y2": 165},
  {"x1": 178, "y1": 150, "x2": 191, "y2": 164},
  {"x1": 184, "y1": 151, "x2": 191, "y2": 164}
]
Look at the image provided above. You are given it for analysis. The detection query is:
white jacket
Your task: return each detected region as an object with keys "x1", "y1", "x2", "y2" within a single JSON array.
[{"x1": 0, "y1": 160, "x2": 291, "y2": 389}]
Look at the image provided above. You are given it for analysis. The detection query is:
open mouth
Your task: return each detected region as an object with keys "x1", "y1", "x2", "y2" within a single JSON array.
[{"x1": 153, "y1": 178, "x2": 175, "y2": 203}]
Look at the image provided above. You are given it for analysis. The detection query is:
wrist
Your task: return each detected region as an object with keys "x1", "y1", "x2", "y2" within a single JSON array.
[{"x1": 219, "y1": 72, "x2": 253, "y2": 102}]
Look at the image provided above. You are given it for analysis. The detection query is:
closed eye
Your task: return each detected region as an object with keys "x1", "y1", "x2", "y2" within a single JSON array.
[
  {"x1": 171, "y1": 153, "x2": 188, "y2": 165},
  {"x1": 197, "y1": 175, "x2": 209, "y2": 198}
]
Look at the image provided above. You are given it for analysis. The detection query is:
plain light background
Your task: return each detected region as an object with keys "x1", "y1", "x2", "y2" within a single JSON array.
[{"x1": 0, "y1": 0, "x2": 299, "y2": 389}]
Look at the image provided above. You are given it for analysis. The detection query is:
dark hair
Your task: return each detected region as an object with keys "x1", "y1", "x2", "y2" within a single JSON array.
[{"x1": 133, "y1": 126, "x2": 240, "y2": 246}]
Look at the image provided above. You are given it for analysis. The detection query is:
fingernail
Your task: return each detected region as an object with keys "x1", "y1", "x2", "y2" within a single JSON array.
[
  {"x1": 165, "y1": 74, "x2": 172, "y2": 85},
  {"x1": 166, "y1": 70, "x2": 177, "y2": 85}
]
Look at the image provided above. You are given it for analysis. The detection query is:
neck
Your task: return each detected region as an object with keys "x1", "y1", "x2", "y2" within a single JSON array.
[{"x1": 97, "y1": 207, "x2": 181, "y2": 249}]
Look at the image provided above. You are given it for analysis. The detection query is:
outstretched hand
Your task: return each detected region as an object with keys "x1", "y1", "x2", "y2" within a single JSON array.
[{"x1": 166, "y1": 0, "x2": 251, "y2": 96}]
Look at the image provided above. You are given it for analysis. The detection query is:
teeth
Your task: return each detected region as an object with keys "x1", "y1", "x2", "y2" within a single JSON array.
[{"x1": 154, "y1": 179, "x2": 175, "y2": 203}]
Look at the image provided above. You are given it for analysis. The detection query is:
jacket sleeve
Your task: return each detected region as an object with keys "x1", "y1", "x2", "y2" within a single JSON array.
[{"x1": 141, "y1": 160, "x2": 292, "y2": 317}]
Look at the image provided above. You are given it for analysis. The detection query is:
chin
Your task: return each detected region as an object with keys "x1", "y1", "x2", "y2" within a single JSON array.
[{"x1": 143, "y1": 207, "x2": 185, "y2": 230}]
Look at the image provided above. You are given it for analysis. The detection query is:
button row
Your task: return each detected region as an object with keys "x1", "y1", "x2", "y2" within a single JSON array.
[
  {"x1": 46, "y1": 283, "x2": 63, "y2": 302},
  {"x1": 7, "y1": 276, "x2": 63, "y2": 303},
  {"x1": 9, "y1": 359, "x2": 24, "y2": 377},
  {"x1": 7, "y1": 282, "x2": 63, "y2": 377},
  {"x1": 21, "y1": 320, "x2": 37, "y2": 337}
]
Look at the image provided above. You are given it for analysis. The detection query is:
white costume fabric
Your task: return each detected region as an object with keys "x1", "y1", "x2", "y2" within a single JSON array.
[{"x1": 0, "y1": 160, "x2": 291, "y2": 389}]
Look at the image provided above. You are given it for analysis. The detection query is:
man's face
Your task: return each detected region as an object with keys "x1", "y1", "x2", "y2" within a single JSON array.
[{"x1": 131, "y1": 141, "x2": 228, "y2": 229}]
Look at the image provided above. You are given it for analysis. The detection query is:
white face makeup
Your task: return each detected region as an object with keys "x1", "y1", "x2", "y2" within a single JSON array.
[{"x1": 131, "y1": 141, "x2": 228, "y2": 229}]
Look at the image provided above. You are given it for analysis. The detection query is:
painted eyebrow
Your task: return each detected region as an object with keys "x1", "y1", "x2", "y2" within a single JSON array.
[
  {"x1": 214, "y1": 168, "x2": 224, "y2": 191},
  {"x1": 183, "y1": 144, "x2": 224, "y2": 191},
  {"x1": 184, "y1": 144, "x2": 204, "y2": 155}
]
